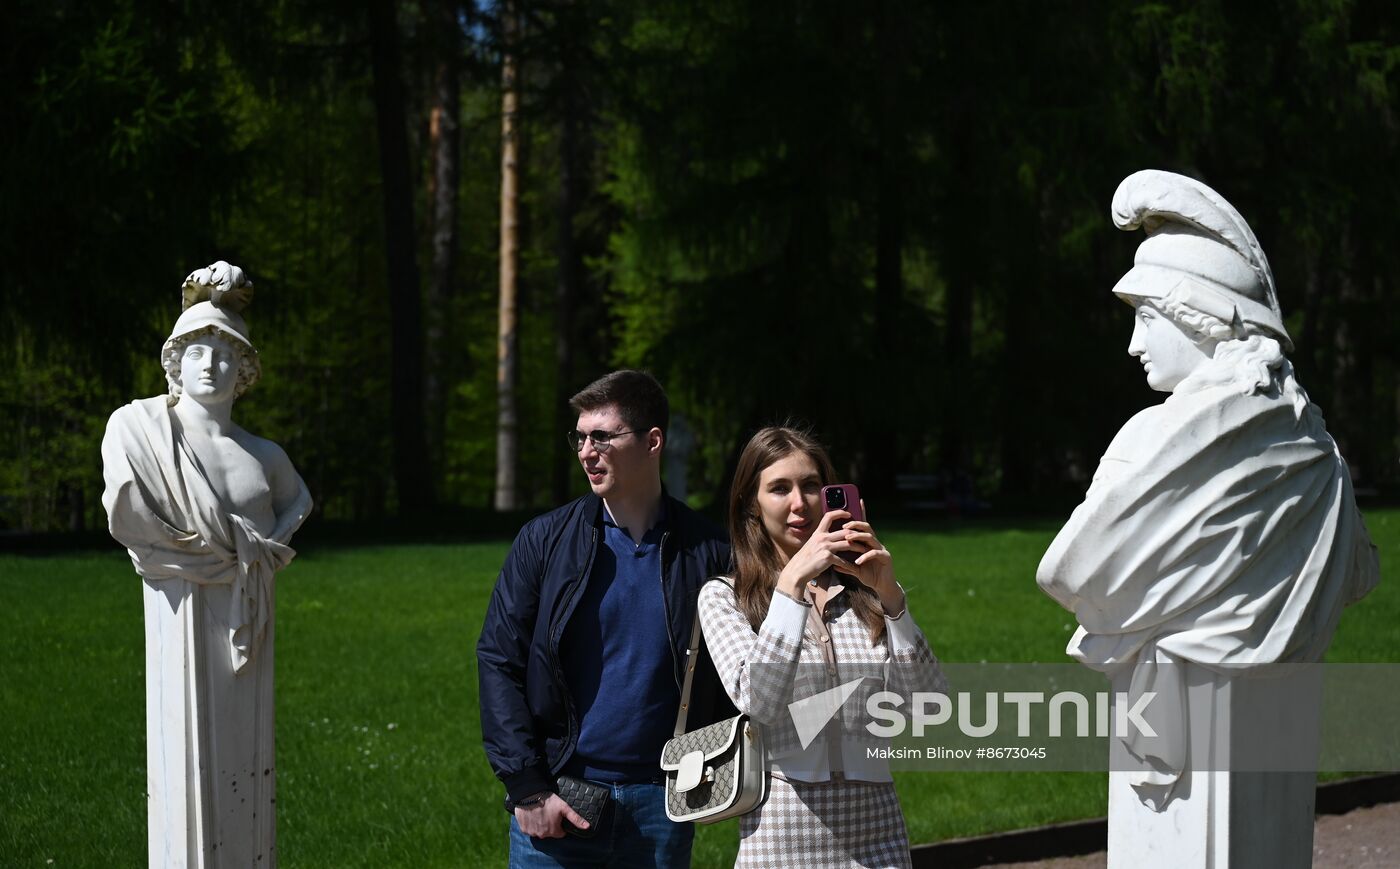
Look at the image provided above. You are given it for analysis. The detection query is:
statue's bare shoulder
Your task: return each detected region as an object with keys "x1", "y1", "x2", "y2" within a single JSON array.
[
  {"x1": 231, "y1": 428, "x2": 303, "y2": 510},
  {"x1": 233, "y1": 428, "x2": 291, "y2": 471}
]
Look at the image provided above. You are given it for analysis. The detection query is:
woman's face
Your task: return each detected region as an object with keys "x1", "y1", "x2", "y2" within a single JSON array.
[
  {"x1": 755, "y1": 451, "x2": 823, "y2": 562},
  {"x1": 1128, "y1": 301, "x2": 1212, "y2": 392}
]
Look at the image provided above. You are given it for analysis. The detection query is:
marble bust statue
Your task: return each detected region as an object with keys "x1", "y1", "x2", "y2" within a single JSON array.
[
  {"x1": 101, "y1": 261, "x2": 312, "y2": 867},
  {"x1": 1035, "y1": 171, "x2": 1379, "y2": 866}
]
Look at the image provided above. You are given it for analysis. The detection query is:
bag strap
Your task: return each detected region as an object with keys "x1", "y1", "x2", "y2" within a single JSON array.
[
  {"x1": 674, "y1": 578, "x2": 732, "y2": 738},
  {"x1": 673, "y1": 609, "x2": 703, "y2": 737}
]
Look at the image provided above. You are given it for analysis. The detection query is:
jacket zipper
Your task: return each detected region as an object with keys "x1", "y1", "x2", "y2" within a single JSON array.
[
  {"x1": 549, "y1": 525, "x2": 598, "y2": 763},
  {"x1": 659, "y1": 530, "x2": 682, "y2": 692}
]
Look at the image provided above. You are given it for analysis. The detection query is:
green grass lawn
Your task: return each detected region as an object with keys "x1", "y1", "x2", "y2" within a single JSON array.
[{"x1": 2, "y1": 510, "x2": 1396, "y2": 866}]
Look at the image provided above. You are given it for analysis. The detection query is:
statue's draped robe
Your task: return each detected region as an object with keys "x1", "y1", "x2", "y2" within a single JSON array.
[
  {"x1": 1037, "y1": 362, "x2": 1378, "y2": 805},
  {"x1": 102, "y1": 396, "x2": 308, "y2": 868}
]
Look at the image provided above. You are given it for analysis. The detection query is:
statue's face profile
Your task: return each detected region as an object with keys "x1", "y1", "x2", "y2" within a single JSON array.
[
  {"x1": 178, "y1": 332, "x2": 240, "y2": 405},
  {"x1": 1128, "y1": 302, "x2": 1213, "y2": 393}
]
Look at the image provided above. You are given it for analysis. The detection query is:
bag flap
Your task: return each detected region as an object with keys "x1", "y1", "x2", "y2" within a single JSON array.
[{"x1": 660, "y1": 715, "x2": 746, "y2": 770}]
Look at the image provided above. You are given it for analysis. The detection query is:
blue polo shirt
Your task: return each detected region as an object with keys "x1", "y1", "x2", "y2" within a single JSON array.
[{"x1": 559, "y1": 502, "x2": 679, "y2": 782}]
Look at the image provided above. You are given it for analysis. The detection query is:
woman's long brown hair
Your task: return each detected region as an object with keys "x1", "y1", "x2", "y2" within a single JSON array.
[{"x1": 726, "y1": 426, "x2": 886, "y2": 642}]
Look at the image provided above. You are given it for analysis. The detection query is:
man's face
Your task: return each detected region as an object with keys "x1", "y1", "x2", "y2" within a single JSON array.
[
  {"x1": 574, "y1": 405, "x2": 656, "y2": 499},
  {"x1": 179, "y1": 332, "x2": 240, "y2": 405},
  {"x1": 1128, "y1": 301, "x2": 1211, "y2": 392}
]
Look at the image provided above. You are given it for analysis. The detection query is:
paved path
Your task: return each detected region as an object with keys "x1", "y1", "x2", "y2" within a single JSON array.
[{"x1": 987, "y1": 800, "x2": 1400, "y2": 869}]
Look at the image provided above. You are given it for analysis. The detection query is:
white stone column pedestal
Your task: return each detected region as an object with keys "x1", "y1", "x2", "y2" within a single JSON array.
[
  {"x1": 1107, "y1": 663, "x2": 1320, "y2": 869},
  {"x1": 144, "y1": 579, "x2": 276, "y2": 868}
]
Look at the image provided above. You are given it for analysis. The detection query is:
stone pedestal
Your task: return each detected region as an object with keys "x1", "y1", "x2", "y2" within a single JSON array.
[
  {"x1": 144, "y1": 579, "x2": 276, "y2": 868},
  {"x1": 1109, "y1": 769, "x2": 1316, "y2": 868},
  {"x1": 1107, "y1": 663, "x2": 1320, "y2": 869}
]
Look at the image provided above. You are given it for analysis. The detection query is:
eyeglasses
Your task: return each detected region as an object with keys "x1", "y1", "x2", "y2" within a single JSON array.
[{"x1": 566, "y1": 429, "x2": 637, "y2": 452}]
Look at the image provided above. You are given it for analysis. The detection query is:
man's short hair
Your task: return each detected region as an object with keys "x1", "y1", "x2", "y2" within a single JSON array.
[{"x1": 569, "y1": 369, "x2": 669, "y2": 437}]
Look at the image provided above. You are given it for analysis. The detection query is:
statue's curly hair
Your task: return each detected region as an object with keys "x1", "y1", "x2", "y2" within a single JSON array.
[
  {"x1": 1158, "y1": 292, "x2": 1241, "y2": 343},
  {"x1": 1142, "y1": 286, "x2": 1314, "y2": 423},
  {"x1": 161, "y1": 325, "x2": 261, "y2": 406}
]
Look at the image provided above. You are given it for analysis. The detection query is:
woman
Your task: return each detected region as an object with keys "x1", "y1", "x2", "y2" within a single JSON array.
[{"x1": 698, "y1": 426, "x2": 944, "y2": 868}]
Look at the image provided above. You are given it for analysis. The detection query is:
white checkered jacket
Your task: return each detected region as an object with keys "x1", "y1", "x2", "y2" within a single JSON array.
[{"x1": 698, "y1": 575, "x2": 946, "y2": 782}]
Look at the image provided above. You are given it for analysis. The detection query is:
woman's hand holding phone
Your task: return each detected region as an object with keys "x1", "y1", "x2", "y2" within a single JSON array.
[
  {"x1": 777, "y1": 487, "x2": 906, "y2": 616},
  {"x1": 837, "y1": 500, "x2": 906, "y2": 616},
  {"x1": 775, "y1": 508, "x2": 856, "y2": 599}
]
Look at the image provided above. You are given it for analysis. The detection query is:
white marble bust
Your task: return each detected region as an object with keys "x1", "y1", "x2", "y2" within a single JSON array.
[
  {"x1": 102, "y1": 261, "x2": 311, "y2": 867},
  {"x1": 1036, "y1": 172, "x2": 1379, "y2": 865}
]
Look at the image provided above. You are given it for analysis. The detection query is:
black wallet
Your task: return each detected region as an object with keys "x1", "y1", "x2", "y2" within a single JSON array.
[{"x1": 555, "y1": 775, "x2": 611, "y2": 838}]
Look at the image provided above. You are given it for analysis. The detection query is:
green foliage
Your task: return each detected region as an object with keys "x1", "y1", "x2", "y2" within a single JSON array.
[
  {"x1": 210, "y1": 16, "x2": 398, "y2": 519},
  {"x1": 0, "y1": 333, "x2": 123, "y2": 532},
  {"x1": 4, "y1": 0, "x2": 242, "y2": 350},
  {"x1": 594, "y1": 0, "x2": 1400, "y2": 502},
  {"x1": 598, "y1": 1, "x2": 943, "y2": 495},
  {"x1": 3, "y1": 0, "x2": 1399, "y2": 528},
  {"x1": 3, "y1": 0, "x2": 247, "y2": 530}
]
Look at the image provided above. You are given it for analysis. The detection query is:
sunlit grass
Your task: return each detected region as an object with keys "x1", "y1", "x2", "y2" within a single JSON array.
[{"x1": 1, "y1": 509, "x2": 1394, "y2": 866}]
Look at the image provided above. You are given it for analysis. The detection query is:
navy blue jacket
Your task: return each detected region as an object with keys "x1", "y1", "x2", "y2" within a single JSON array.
[{"x1": 477, "y1": 492, "x2": 736, "y2": 804}]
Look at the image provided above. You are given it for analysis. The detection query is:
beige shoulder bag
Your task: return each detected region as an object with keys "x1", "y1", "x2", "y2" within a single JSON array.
[{"x1": 659, "y1": 591, "x2": 770, "y2": 823}]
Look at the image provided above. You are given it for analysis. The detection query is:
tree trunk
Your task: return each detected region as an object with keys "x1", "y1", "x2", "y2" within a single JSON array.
[
  {"x1": 495, "y1": 0, "x2": 522, "y2": 511},
  {"x1": 368, "y1": 0, "x2": 432, "y2": 513},
  {"x1": 425, "y1": 0, "x2": 461, "y2": 481}
]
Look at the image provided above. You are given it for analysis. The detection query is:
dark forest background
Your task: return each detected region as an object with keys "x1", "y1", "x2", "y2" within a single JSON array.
[{"x1": 4, "y1": 0, "x2": 1399, "y2": 531}]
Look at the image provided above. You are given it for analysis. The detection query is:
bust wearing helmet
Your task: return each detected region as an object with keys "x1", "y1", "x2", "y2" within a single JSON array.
[
  {"x1": 100, "y1": 261, "x2": 312, "y2": 866},
  {"x1": 1037, "y1": 171, "x2": 1379, "y2": 866}
]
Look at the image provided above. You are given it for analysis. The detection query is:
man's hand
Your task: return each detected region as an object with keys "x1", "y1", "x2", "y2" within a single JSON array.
[{"x1": 514, "y1": 793, "x2": 590, "y2": 839}]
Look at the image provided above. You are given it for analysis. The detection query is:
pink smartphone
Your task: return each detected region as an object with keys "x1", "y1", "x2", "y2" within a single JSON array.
[{"x1": 820, "y1": 484, "x2": 865, "y2": 562}]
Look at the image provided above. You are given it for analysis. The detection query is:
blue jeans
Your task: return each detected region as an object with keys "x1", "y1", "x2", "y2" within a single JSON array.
[{"x1": 508, "y1": 782, "x2": 693, "y2": 868}]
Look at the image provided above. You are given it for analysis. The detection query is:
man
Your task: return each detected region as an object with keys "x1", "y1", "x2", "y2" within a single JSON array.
[{"x1": 478, "y1": 370, "x2": 735, "y2": 867}]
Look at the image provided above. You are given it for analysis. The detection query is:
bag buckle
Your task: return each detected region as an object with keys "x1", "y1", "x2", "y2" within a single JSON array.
[{"x1": 675, "y1": 749, "x2": 713, "y2": 793}]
